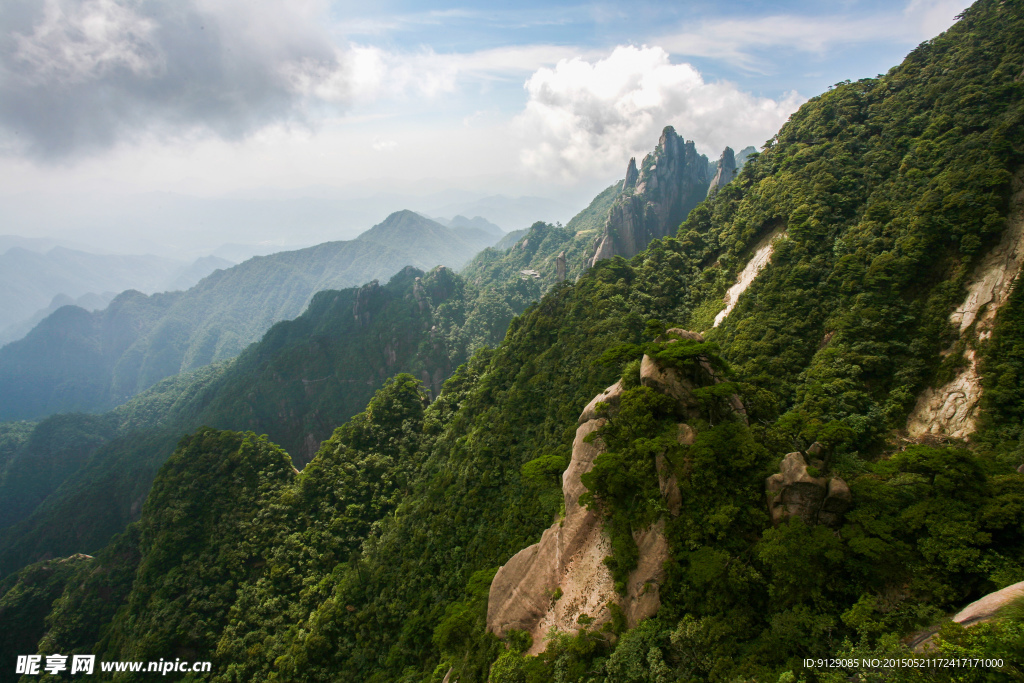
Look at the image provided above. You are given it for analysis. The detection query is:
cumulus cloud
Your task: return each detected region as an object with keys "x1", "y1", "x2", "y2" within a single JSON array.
[
  {"x1": 0, "y1": 0, "x2": 340, "y2": 159},
  {"x1": 515, "y1": 45, "x2": 805, "y2": 181}
]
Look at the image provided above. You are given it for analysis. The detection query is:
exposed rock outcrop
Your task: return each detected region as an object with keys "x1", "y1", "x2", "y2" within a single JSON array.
[
  {"x1": 556, "y1": 251, "x2": 567, "y2": 282},
  {"x1": 907, "y1": 170, "x2": 1024, "y2": 440},
  {"x1": 953, "y1": 581, "x2": 1024, "y2": 627},
  {"x1": 714, "y1": 229, "x2": 786, "y2": 328},
  {"x1": 487, "y1": 330, "x2": 747, "y2": 652},
  {"x1": 949, "y1": 173, "x2": 1024, "y2": 337},
  {"x1": 486, "y1": 416, "x2": 621, "y2": 652},
  {"x1": 706, "y1": 147, "x2": 736, "y2": 197},
  {"x1": 352, "y1": 280, "x2": 383, "y2": 327},
  {"x1": 766, "y1": 451, "x2": 850, "y2": 526},
  {"x1": 907, "y1": 347, "x2": 983, "y2": 440},
  {"x1": 735, "y1": 145, "x2": 758, "y2": 169},
  {"x1": 640, "y1": 329, "x2": 747, "y2": 423},
  {"x1": 908, "y1": 580, "x2": 1024, "y2": 651},
  {"x1": 591, "y1": 127, "x2": 711, "y2": 266},
  {"x1": 578, "y1": 380, "x2": 624, "y2": 424}
]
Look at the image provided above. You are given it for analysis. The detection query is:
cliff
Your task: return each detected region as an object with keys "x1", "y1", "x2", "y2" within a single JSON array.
[{"x1": 487, "y1": 329, "x2": 746, "y2": 651}]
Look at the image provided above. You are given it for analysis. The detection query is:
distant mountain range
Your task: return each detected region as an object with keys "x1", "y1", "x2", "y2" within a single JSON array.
[
  {"x1": 0, "y1": 247, "x2": 233, "y2": 344},
  {"x1": 0, "y1": 188, "x2": 577, "y2": 258},
  {"x1": 0, "y1": 210, "x2": 503, "y2": 420}
]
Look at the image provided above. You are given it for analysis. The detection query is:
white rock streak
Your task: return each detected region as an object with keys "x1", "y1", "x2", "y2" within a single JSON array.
[
  {"x1": 907, "y1": 172, "x2": 1024, "y2": 440},
  {"x1": 713, "y1": 229, "x2": 785, "y2": 327}
]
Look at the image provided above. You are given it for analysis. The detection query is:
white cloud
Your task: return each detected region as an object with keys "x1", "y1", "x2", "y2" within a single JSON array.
[
  {"x1": 515, "y1": 45, "x2": 805, "y2": 181},
  {"x1": 289, "y1": 43, "x2": 581, "y2": 105},
  {"x1": 372, "y1": 137, "x2": 397, "y2": 151},
  {"x1": 903, "y1": 0, "x2": 974, "y2": 37}
]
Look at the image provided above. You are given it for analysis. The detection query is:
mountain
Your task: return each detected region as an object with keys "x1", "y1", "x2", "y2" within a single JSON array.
[
  {"x1": 706, "y1": 146, "x2": 737, "y2": 196},
  {"x1": 424, "y1": 194, "x2": 579, "y2": 232},
  {"x1": 428, "y1": 214, "x2": 505, "y2": 236},
  {"x1": 491, "y1": 228, "x2": 529, "y2": 251},
  {"x1": 4, "y1": 2, "x2": 1024, "y2": 680},
  {"x1": 0, "y1": 211, "x2": 502, "y2": 422},
  {"x1": 0, "y1": 291, "x2": 116, "y2": 346},
  {"x1": 0, "y1": 264, "x2": 523, "y2": 574},
  {"x1": 0, "y1": 247, "x2": 231, "y2": 342},
  {"x1": 462, "y1": 181, "x2": 625, "y2": 294}
]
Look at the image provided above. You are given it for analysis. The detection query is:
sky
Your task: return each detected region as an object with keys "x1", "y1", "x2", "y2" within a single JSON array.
[{"x1": 0, "y1": 0, "x2": 975, "y2": 256}]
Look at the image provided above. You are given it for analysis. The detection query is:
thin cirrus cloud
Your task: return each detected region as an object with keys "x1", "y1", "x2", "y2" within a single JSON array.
[
  {"x1": 656, "y1": 0, "x2": 973, "y2": 71},
  {"x1": 0, "y1": 0, "x2": 341, "y2": 160},
  {"x1": 515, "y1": 45, "x2": 806, "y2": 182}
]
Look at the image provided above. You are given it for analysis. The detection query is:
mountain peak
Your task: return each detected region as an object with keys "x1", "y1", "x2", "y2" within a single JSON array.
[{"x1": 591, "y1": 127, "x2": 710, "y2": 265}]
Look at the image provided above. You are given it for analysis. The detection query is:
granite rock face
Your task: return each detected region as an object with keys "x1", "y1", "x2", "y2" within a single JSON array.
[
  {"x1": 591, "y1": 127, "x2": 711, "y2": 266},
  {"x1": 906, "y1": 169, "x2": 1024, "y2": 441},
  {"x1": 623, "y1": 157, "x2": 639, "y2": 191},
  {"x1": 486, "y1": 388, "x2": 673, "y2": 652},
  {"x1": 908, "y1": 580, "x2": 1024, "y2": 651}
]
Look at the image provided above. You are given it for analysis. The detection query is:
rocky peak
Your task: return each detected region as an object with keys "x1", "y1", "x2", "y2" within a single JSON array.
[
  {"x1": 591, "y1": 126, "x2": 710, "y2": 266},
  {"x1": 622, "y1": 157, "x2": 639, "y2": 192},
  {"x1": 707, "y1": 146, "x2": 737, "y2": 197}
]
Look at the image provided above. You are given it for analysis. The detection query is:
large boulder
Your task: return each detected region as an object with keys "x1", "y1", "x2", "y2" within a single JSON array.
[
  {"x1": 578, "y1": 380, "x2": 624, "y2": 425},
  {"x1": 766, "y1": 450, "x2": 850, "y2": 526}
]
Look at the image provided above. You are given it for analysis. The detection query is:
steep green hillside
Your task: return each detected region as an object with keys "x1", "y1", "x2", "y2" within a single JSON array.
[
  {"x1": 0, "y1": 211, "x2": 501, "y2": 422},
  {"x1": 4, "y1": 2, "x2": 1024, "y2": 681},
  {"x1": 0, "y1": 362, "x2": 230, "y2": 534}
]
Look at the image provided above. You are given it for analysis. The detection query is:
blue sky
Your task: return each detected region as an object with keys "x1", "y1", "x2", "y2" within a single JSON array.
[{"x1": 0, "y1": 0, "x2": 974, "y2": 252}]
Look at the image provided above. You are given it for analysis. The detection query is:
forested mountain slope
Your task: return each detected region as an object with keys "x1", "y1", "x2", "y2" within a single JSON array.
[
  {"x1": 0, "y1": 265, "x2": 527, "y2": 577},
  {"x1": 0, "y1": 211, "x2": 501, "y2": 422},
  {"x1": 4, "y1": 1, "x2": 1024, "y2": 681}
]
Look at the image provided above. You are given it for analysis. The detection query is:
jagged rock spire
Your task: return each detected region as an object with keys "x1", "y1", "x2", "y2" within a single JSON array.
[
  {"x1": 707, "y1": 146, "x2": 737, "y2": 197},
  {"x1": 622, "y1": 157, "x2": 639, "y2": 191}
]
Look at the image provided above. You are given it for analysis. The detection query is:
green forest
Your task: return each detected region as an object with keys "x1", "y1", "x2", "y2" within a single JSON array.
[{"x1": 3, "y1": 0, "x2": 1024, "y2": 681}]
